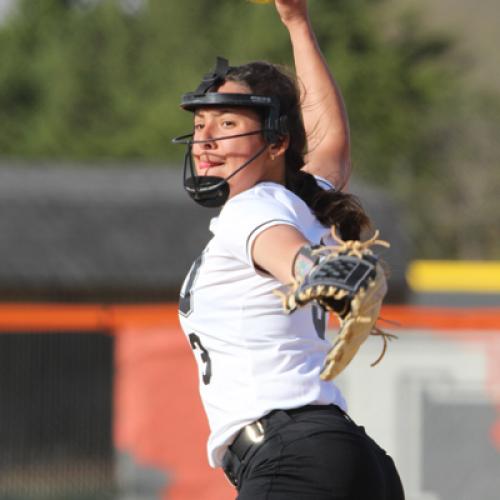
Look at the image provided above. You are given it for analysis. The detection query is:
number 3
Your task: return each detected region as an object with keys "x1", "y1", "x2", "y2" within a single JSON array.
[{"x1": 188, "y1": 333, "x2": 212, "y2": 385}]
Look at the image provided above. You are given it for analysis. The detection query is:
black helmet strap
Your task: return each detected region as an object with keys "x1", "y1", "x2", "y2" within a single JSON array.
[{"x1": 194, "y1": 56, "x2": 231, "y2": 94}]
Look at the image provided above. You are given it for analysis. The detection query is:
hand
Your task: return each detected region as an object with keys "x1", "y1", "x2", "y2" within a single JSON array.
[{"x1": 274, "y1": 0, "x2": 309, "y2": 28}]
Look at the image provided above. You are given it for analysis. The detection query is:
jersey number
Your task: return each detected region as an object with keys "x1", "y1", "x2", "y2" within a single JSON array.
[
  {"x1": 312, "y1": 304, "x2": 326, "y2": 340},
  {"x1": 179, "y1": 254, "x2": 203, "y2": 317},
  {"x1": 188, "y1": 333, "x2": 212, "y2": 385}
]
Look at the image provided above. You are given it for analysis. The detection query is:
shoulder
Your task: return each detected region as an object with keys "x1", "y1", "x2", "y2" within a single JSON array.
[
  {"x1": 209, "y1": 182, "x2": 311, "y2": 238},
  {"x1": 228, "y1": 182, "x2": 307, "y2": 212}
]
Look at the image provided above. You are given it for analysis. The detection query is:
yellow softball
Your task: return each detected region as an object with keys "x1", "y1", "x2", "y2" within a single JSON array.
[{"x1": 247, "y1": 0, "x2": 273, "y2": 4}]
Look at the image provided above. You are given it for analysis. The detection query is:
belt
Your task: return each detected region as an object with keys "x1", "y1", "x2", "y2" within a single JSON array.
[
  {"x1": 222, "y1": 404, "x2": 349, "y2": 487},
  {"x1": 222, "y1": 419, "x2": 266, "y2": 487}
]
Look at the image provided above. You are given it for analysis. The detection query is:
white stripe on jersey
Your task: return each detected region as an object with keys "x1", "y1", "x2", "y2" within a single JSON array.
[{"x1": 178, "y1": 181, "x2": 346, "y2": 468}]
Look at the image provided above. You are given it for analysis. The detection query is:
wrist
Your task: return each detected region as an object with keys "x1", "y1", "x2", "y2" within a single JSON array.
[
  {"x1": 292, "y1": 244, "x2": 320, "y2": 280},
  {"x1": 282, "y1": 15, "x2": 311, "y2": 32}
]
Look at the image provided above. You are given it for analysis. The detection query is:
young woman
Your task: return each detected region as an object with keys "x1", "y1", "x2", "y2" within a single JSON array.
[{"x1": 174, "y1": 1, "x2": 405, "y2": 498}]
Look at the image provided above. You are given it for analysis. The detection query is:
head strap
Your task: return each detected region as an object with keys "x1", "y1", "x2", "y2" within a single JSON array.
[{"x1": 194, "y1": 56, "x2": 231, "y2": 94}]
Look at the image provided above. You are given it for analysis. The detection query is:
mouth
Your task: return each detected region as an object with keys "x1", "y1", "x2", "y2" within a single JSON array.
[{"x1": 197, "y1": 156, "x2": 225, "y2": 173}]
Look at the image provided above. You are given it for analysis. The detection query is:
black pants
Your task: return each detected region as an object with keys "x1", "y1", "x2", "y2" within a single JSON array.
[{"x1": 223, "y1": 405, "x2": 405, "y2": 500}]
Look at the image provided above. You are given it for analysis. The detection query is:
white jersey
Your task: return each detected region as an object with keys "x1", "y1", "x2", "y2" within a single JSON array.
[{"x1": 178, "y1": 180, "x2": 347, "y2": 468}]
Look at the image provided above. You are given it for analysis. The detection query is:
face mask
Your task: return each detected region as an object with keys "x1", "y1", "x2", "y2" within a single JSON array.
[{"x1": 172, "y1": 57, "x2": 287, "y2": 208}]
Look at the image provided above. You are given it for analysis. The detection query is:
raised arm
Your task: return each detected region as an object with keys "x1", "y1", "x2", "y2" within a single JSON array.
[{"x1": 275, "y1": 0, "x2": 351, "y2": 190}]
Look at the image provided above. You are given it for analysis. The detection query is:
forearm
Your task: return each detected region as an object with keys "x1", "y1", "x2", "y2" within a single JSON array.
[{"x1": 283, "y1": 11, "x2": 351, "y2": 189}]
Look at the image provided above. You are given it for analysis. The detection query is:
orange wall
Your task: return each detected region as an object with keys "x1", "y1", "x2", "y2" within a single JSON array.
[{"x1": 114, "y1": 324, "x2": 234, "y2": 500}]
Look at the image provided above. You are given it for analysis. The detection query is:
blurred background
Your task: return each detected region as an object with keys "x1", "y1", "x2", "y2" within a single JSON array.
[{"x1": 0, "y1": 0, "x2": 498, "y2": 499}]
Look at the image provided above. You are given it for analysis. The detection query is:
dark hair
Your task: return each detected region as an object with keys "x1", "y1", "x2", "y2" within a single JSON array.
[{"x1": 224, "y1": 61, "x2": 370, "y2": 240}]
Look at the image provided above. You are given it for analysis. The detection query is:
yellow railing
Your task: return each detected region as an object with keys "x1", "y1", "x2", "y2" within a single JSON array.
[{"x1": 407, "y1": 261, "x2": 500, "y2": 293}]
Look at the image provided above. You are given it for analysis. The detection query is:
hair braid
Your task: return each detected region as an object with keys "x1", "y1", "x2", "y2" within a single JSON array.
[{"x1": 286, "y1": 169, "x2": 370, "y2": 241}]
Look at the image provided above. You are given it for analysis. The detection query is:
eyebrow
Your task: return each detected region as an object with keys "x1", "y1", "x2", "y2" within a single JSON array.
[{"x1": 194, "y1": 108, "x2": 237, "y2": 118}]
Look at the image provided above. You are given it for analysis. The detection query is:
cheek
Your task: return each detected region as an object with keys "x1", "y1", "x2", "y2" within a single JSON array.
[
  {"x1": 234, "y1": 137, "x2": 266, "y2": 159},
  {"x1": 232, "y1": 157, "x2": 267, "y2": 186}
]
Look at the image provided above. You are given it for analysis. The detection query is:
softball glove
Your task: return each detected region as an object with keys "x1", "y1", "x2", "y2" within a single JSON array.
[{"x1": 274, "y1": 229, "x2": 396, "y2": 380}]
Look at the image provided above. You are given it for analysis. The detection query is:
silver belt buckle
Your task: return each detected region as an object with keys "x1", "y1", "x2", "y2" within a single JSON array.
[{"x1": 245, "y1": 420, "x2": 265, "y2": 444}]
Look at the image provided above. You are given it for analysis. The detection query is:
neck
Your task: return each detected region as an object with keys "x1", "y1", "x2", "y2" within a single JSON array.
[{"x1": 262, "y1": 157, "x2": 286, "y2": 185}]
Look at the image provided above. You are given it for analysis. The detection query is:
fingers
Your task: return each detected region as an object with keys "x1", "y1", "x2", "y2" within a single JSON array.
[{"x1": 274, "y1": 0, "x2": 309, "y2": 27}]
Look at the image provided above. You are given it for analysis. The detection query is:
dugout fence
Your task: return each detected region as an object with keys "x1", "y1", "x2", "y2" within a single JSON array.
[{"x1": 0, "y1": 331, "x2": 113, "y2": 500}]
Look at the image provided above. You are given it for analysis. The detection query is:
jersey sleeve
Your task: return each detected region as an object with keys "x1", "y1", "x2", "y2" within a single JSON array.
[{"x1": 214, "y1": 189, "x2": 301, "y2": 267}]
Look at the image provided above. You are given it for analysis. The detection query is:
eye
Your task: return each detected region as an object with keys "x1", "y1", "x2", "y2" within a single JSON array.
[
  {"x1": 221, "y1": 120, "x2": 236, "y2": 128},
  {"x1": 194, "y1": 123, "x2": 204, "y2": 131}
]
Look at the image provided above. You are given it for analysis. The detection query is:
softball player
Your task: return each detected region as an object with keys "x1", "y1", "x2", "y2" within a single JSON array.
[{"x1": 175, "y1": 1, "x2": 405, "y2": 498}]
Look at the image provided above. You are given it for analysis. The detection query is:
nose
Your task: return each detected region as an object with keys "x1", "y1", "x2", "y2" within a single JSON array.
[
  {"x1": 193, "y1": 138, "x2": 216, "y2": 157},
  {"x1": 194, "y1": 123, "x2": 217, "y2": 151},
  {"x1": 200, "y1": 138, "x2": 216, "y2": 150}
]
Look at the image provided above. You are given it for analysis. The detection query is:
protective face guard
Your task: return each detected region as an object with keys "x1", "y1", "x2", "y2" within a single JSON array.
[{"x1": 172, "y1": 57, "x2": 288, "y2": 208}]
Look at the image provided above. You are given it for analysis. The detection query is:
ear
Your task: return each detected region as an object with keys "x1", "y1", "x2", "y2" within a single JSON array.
[{"x1": 269, "y1": 135, "x2": 290, "y2": 159}]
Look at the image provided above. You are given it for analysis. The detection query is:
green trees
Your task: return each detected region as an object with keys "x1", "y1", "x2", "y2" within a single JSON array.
[{"x1": 0, "y1": 0, "x2": 498, "y2": 258}]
